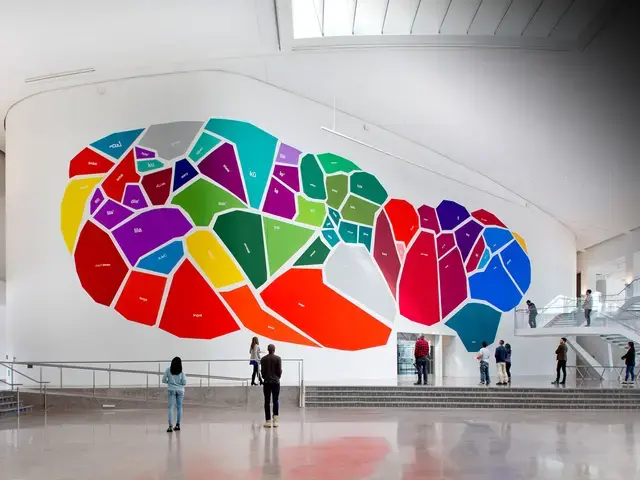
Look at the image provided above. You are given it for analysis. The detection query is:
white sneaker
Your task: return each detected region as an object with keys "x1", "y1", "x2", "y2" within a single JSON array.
[
  {"x1": 273, "y1": 415, "x2": 279, "y2": 427},
  {"x1": 264, "y1": 421, "x2": 272, "y2": 428}
]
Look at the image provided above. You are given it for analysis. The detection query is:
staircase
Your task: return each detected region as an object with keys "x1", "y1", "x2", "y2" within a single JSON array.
[
  {"x1": 305, "y1": 386, "x2": 640, "y2": 410},
  {"x1": 0, "y1": 392, "x2": 33, "y2": 417},
  {"x1": 599, "y1": 333, "x2": 640, "y2": 362}
]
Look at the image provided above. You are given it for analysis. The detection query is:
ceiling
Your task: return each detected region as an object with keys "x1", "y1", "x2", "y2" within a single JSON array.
[
  {"x1": 291, "y1": 0, "x2": 616, "y2": 50},
  {"x1": 0, "y1": 0, "x2": 638, "y2": 251}
]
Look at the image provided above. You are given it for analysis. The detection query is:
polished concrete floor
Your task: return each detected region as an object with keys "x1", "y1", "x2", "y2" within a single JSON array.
[
  {"x1": 1, "y1": 408, "x2": 639, "y2": 479},
  {"x1": 396, "y1": 375, "x2": 637, "y2": 388}
]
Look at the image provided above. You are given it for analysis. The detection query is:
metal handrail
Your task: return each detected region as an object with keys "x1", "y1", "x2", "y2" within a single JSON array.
[
  {"x1": 10, "y1": 362, "x2": 247, "y2": 382},
  {"x1": 8, "y1": 358, "x2": 306, "y2": 408},
  {"x1": 1, "y1": 362, "x2": 50, "y2": 387}
]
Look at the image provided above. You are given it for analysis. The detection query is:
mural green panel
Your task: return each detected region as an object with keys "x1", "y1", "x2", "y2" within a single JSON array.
[
  {"x1": 204, "y1": 119, "x2": 277, "y2": 209},
  {"x1": 263, "y1": 217, "x2": 314, "y2": 275},
  {"x1": 172, "y1": 178, "x2": 245, "y2": 226},
  {"x1": 137, "y1": 159, "x2": 164, "y2": 173},
  {"x1": 213, "y1": 210, "x2": 267, "y2": 288},
  {"x1": 340, "y1": 195, "x2": 380, "y2": 226},
  {"x1": 294, "y1": 237, "x2": 331, "y2": 267},
  {"x1": 326, "y1": 174, "x2": 348, "y2": 210},
  {"x1": 350, "y1": 172, "x2": 388, "y2": 205},
  {"x1": 300, "y1": 154, "x2": 327, "y2": 200},
  {"x1": 294, "y1": 196, "x2": 326, "y2": 227},
  {"x1": 317, "y1": 153, "x2": 360, "y2": 174}
]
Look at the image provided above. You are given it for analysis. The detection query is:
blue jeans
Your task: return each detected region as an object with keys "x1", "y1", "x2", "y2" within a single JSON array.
[
  {"x1": 625, "y1": 365, "x2": 636, "y2": 382},
  {"x1": 168, "y1": 391, "x2": 184, "y2": 425},
  {"x1": 480, "y1": 361, "x2": 490, "y2": 384}
]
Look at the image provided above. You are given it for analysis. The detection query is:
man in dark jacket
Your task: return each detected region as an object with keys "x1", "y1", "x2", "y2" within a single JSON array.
[
  {"x1": 526, "y1": 300, "x2": 538, "y2": 328},
  {"x1": 552, "y1": 338, "x2": 568, "y2": 385},
  {"x1": 622, "y1": 341, "x2": 636, "y2": 384},
  {"x1": 260, "y1": 344, "x2": 282, "y2": 428},
  {"x1": 495, "y1": 340, "x2": 508, "y2": 385}
]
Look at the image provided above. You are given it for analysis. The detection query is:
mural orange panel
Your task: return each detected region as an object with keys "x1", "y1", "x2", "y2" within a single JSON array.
[
  {"x1": 221, "y1": 285, "x2": 319, "y2": 347},
  {"x1": 261, "y1": 269, "x2": 391, "y2": 351},
  {"x1": 74, "y1": 220, "x2": 129, "y2": 306},
  {"x1": 398, "y1": 231, "x2": 441, "y2": 326},
  {"x1": 472, "y1": 209, "x2": 506, "y2": 228},
  {"x1": 384, "y1": 199, "x2": 419, "y2": 245},
  {"x1": 101, "y1": 151, "x2": 139, "y2": 202},
  {"x1": 68, "y1": 148, "x2": 114, "y2": 178},
  {"x1": 159, "y1": 260, "x2": 239, "y2": 339},
  {"x1": 115, "y1": 271, "x2": 167, "y2": 326}
]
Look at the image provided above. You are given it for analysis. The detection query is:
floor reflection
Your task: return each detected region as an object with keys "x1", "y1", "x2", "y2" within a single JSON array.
[{"x1": 1, "y1": 409, "x2": 639, "y2": 480}]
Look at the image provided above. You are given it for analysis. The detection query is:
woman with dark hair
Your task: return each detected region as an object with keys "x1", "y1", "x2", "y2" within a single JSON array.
[
  {"x1": 250, "y1": 337, "x2": 264, "y2": 386},
  {"x1": 622, "y1": 342, "x2": 636, "y2": 385},
  {"x1": 505, "y1": 344, "x2": 512, "y2": 384},
  {"x1": 162, "y1": 357, "x2": 187, "y2": 432}
]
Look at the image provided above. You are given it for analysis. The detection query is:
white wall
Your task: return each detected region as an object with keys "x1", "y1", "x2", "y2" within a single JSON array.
[
  {"x1": 578, "y1": 230, "x2": 640, "y2": 296},
  {"x1": 4, "y1": 71, "x2": 576, "y2": 384}
]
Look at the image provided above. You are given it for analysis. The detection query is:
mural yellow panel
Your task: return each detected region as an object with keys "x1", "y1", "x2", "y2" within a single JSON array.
[
  {"x1": 60, "y1": 176, "x2": 103, "y2": 252},
  {"x1": 186, "y1": 230, "x2": 244, "y2": 288}
]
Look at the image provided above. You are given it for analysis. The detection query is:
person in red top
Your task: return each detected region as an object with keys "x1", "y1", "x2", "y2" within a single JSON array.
[{"x1": 414, "y1": 335, "x2": 430, "y2": 385}]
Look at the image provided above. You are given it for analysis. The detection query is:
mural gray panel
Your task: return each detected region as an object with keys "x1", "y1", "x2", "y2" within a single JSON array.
[
  {"x1": 138, "y1": 121, "x2": 203, "y2": 160},
  {"x1": 324, "y1": 243, "x2": 396, "y2": 322}
]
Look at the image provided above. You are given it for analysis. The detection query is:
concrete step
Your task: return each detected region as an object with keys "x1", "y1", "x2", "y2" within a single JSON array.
[
  {"x1": 305, "y1": 387, "x2": 640, "y2": 395},
  {"x1": 306, "y1": 391, "x2": 640, "y2": 400},
  {"x1": 0, "y1": 405, "x2": 33, "y2": 417},
  {"x1": 305, "y1": 400, "x2": 640, "y2": 410},
  {"x1": 306, "y1": 394, "x2": 640, "y2": 403}
]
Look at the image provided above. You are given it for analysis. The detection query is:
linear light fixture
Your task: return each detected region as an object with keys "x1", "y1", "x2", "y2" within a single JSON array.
[
  {"x1": 321, "y1": 126, "x2": 528, "y2": 208},
  {"x1": 24, "y1": 68, "x2": 95, "y2": 84}
]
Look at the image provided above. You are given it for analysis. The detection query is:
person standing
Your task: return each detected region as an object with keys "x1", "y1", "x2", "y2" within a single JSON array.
[
  {"x1": 260, "y1": 344, "x2": 282, "y2": 428},
  {"x1": 477, "y1": 342, "x2": 491, "y2": 386},
  {"x1": 413, "y1": 335, "x2": 430, "y2": 386},
  {"x1": 495, "y1": 340, "x2": 508, "y2": 385},
  {"x1": 552, "y1": 338, "x2": 568, "y2": 385},
  {"x1": 583, "y1": 289, "x2": 593, "y2": 326},
  {"x1": 163, "y1": 357, "x2": 187, "y2": 433},
  {"x1": 505, "y1": 343, "x2": 512, "y2": 384},
  {"x1": 249, "y1": 337, "x2": 263, "y2": 386},
  {"x1": 622, "y1": 342, "x2": 636, "y2": 385},
  {"x1": 526, "y1": 300, "x2": 538, "y2": 328}
]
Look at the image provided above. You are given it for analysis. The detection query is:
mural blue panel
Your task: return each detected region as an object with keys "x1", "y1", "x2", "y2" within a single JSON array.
[
  {"x1": 173, "y1": 159, "x2": 198, "y2": 191},
  {"x1": 500, "y1": 241, "x2": 531, "y2": 293},
  {"x1": 484, "y1": 228, "x2": 513, "y2": 253},
  {"x1": 445, "y1": 303, "x2": 502, "y2": 351},
  {"x1": 136, "y1": 240, "x2": 184, "y2": 275},
  {"x1": 91, "y1": 129, "x2": 144, "y2": 160},
  {"x1": 478, "y1": 249, "x2": 491, "y2": 270},
  {"x1": 469, "y1": 256, "x2": 522, "y2": 312},
  {"x1": 436, "y1": 200, "x2": 470, "y2": 231}
]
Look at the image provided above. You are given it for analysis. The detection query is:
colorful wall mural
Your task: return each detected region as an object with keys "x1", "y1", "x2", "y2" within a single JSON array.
[{"x1": 60, "y1": 119, "x2": 531, "y2": 351}]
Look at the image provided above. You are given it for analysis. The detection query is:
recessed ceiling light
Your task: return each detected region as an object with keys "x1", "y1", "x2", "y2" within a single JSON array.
[{"x1": 25, "y1": 68, "x2": 95, "y2": 84}]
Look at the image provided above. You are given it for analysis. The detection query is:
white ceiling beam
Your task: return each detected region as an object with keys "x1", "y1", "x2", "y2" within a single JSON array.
[
  {"x1": 410, "y1": 0, "x2": 422, "y2": 34},
  {"x1": 520, "y1": 0, "x2": 545, "y2": 36},
  {"x1": 494, "y1": 0, "x2": 515, "y2": 35},
  {"x1": 548, "y1": 0, "x2": 576, "y2": 38},
  {"x1": 439, "y1": 0, "x2": 454, "y2": 34},
  {"x1": 467, "y1": 0, "x2": 485, "y2": 34}
]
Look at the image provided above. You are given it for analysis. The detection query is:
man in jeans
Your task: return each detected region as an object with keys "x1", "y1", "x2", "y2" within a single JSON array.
[
  {"x1": 477, "y1": 341, "x2": 491, "y2": 386},
  {"x1": 526, "y1": 300, "x2": 538, "y2": 328},
  {"x1": 495, "y1": 340, "x2": 508, "y2": 385},
  {"x1": 413, "y1": 335, "x2": 430, "y2": 386},
  {"x1": 260, "y1": 344, "x2": 282, "y2": 428},
  {"x1": 552, "y1": 337, "x2": 568, "y2": 385},
  {"x1": 583, "y1": 289, "x2": 593, "y2": 326}
]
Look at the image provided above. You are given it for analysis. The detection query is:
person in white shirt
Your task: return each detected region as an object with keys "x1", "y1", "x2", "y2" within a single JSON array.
[
  {"x1": 583, "y1": 289, "x2": 593, "y2": 326},
  {"x1": 476, "y1": 341, "x2": 491, "y2": 386}
]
